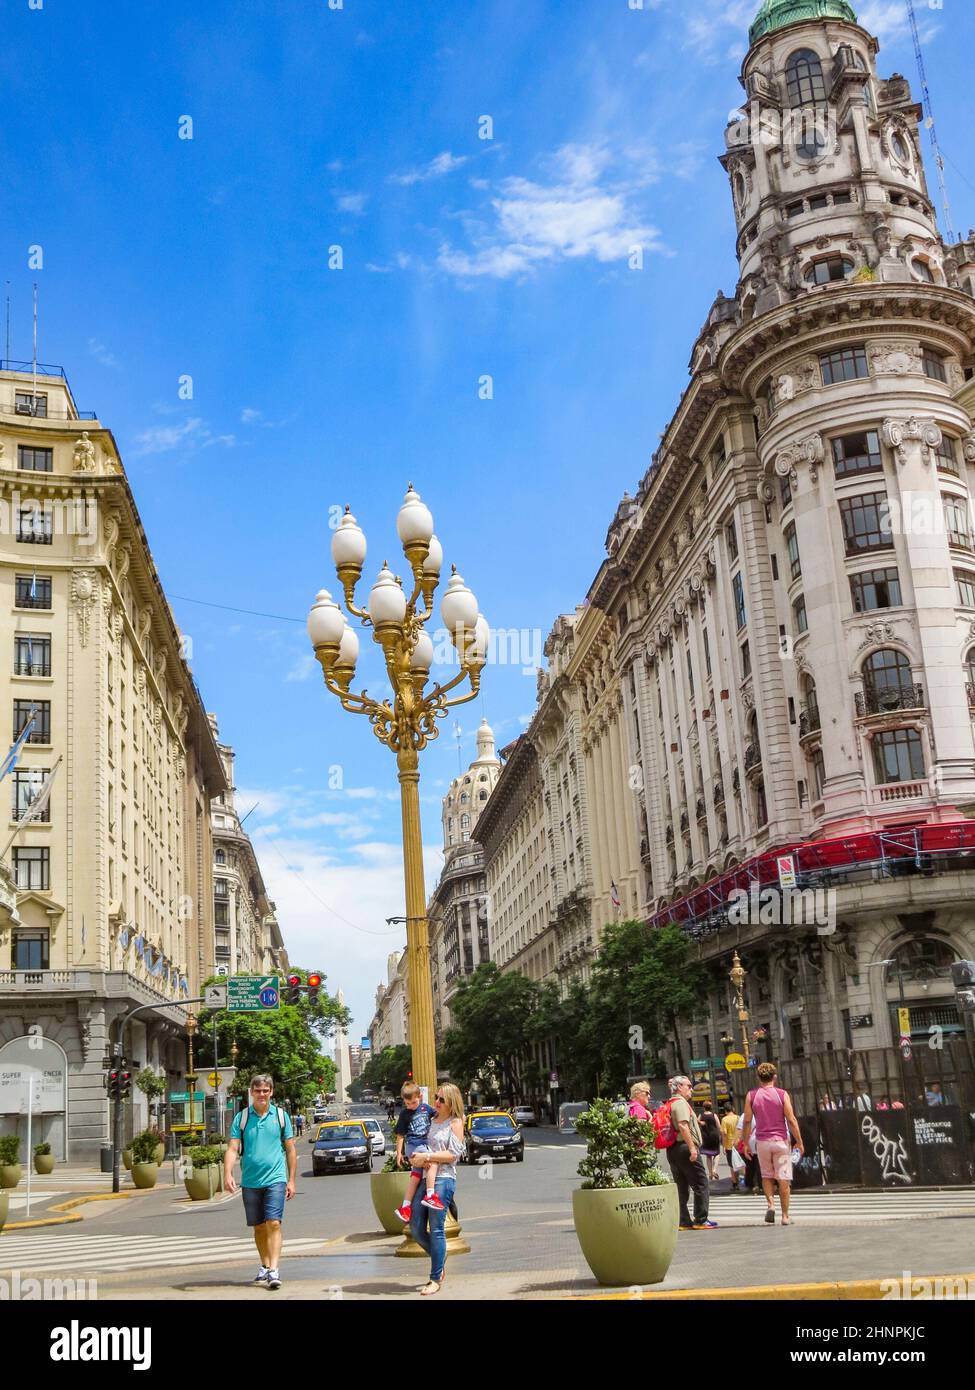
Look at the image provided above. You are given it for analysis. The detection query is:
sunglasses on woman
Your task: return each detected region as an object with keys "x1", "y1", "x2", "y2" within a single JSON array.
[{"x1": 434, "y1": 1095, "x2": 446, "y2": 1103}]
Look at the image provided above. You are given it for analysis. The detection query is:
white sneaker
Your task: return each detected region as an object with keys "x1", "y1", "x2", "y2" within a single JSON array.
[
  {"x1": 266, "y1": 1269, "x2": 282, "y2": 1289},
  {"x1": 253, "y1": 1267, "x2": 269, "y2": 1284}
]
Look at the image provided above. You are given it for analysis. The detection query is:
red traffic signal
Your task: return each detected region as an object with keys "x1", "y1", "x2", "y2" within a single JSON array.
[
  {"x1": 306, "y1": 971, "x2": 322, "y2": 1006},
  {"x1": 287, "y1": 974, "x2": 302, "y2": 1005}
]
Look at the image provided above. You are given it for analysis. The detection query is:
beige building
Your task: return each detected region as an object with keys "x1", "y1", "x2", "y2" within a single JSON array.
[
  {"x1": 0, "y1": 362, "x2": 227, "y2": 1160},
  {"x1": 369, "y1": 949, "x2": 408, "y2": 1053},
  {"x1": 209, "y1": 716, "x2": 286, "y2": 979},
  {"x1": 585, "y1": 0, "x2": 975, "y2": 1059},
  {"x1": 427, "y1": 718, "x2": 500, "y2": 1033}
]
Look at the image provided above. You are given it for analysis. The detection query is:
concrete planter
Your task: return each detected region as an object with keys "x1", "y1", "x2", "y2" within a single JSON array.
[
  {"x1": 33, "y1": 1153, "x2": 55, "y2": 1175},
  {"x1": 122, "y1": 1148, "x2": 133, "y2": 1171},
  {"x1": 131, "y1": 1161, "x2": 158, "y2": 1190},
  {"x1": 0, "y1": 1164, "x2": 23, "y2": 1190},
  {"x1": 0, "y1": 1191, "x2": 7, "y2": 1232},
  {"x1": 572, "y1": 1182, "x2": 678, "y2": 1287},
  {"x1": 184, "y1": 1166, "x2": 220, "y2": 1201},
  {"x1": 370, "y1": 1170, "x2": 411, "y2": 1234},
  {"x1": 153, "y1": 1143, "x2": 165, "y2": 1166}
]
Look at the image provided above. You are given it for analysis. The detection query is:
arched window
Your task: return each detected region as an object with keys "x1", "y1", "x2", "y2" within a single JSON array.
[
  {"x1": 965, "y1": 649, "x2": 975, "y2": 703},
  {"x1": 801, "y1": 676, "x2": 820, "y2": 735},
  {"x1": 786, "y1": 49, "x2": 828, "y2": 159},
  {"x1": 891, "y1": 938, "x2": 954, "y2": 982},
  {"x1": 786, "y1": 49, "x2": 827, "y2": 106},
  {"x1": 215, "y1": 850, "x2": 226, "y2": 866},
  {"x1": 863, "y1": 648, "x2": 914, "y2": 710},
  {"x1": 461, "y1": 814, "x2": 470, "y2": 830}
]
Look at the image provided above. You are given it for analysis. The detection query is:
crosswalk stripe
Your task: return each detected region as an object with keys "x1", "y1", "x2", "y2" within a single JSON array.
[{"x1": 0, "y1": 1235, "x2": 325, "y2": 1273}]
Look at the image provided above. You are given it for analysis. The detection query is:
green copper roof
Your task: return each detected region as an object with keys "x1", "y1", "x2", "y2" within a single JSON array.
[{"x1": 749, "y1": 0, "x2": 858, "y2": 45}]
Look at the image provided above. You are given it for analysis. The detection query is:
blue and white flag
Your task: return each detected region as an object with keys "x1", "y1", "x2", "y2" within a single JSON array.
[
  {"x1": 119, "y1": 926, "x2": 130, "y2": 949},
  {"x1": 0, "y1": 709, "x2": 37, "y2": 783},
  {"x1": 134, "y1": 934, "x2": 145, "y2": 959}
]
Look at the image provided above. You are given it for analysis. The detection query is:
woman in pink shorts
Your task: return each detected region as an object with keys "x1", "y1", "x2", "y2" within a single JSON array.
[{"x1": 741, "y1": 1062, "x2": 804, "y2": 1226}]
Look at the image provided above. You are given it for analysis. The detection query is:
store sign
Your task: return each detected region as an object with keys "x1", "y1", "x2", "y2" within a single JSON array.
[
  {"x1": 776, "y1": 854, "x2": 797, "y2": 889},
  {"x1": 0, "y1": 1037, "x2": 67, "y2": 1115}
]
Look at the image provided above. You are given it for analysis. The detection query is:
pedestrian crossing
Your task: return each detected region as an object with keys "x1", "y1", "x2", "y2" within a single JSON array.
[
  {"x1": 705, "y1": 1189, "x2": 975, "y2": 1224},
  {"x1": 0, "y1": 1232, "x2": 326, "y2": 1275}
]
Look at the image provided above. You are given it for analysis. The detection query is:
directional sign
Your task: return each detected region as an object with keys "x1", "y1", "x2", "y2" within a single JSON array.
[
  {"x1": 228, "y1": 975, "x2": 280, "y2": 1012},
  {"x1": 205, "y1": 984, "x2": 228, "y2": 1008}
]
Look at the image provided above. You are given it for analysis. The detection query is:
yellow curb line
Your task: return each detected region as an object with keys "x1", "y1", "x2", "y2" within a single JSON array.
[
  {"x1": 1, "y1": 1190, "x2": 142, "y2": 1230},
  {"x1": 577, "y1": 1272, "x2": 975, "y2": 1301},
  {"x1": 50, "y1": 1193, "x2": 138, "y2": 1212},
  {"x1": 2, "y1": 1214, "x2": 83, "y2": 1230}
]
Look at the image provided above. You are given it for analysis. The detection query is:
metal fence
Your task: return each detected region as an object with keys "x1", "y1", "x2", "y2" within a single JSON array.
[{"x1": 729, "y1": 1040, "x2": 975, "y2": 1188}]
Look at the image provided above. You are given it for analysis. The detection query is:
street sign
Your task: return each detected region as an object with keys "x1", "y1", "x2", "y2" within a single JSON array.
[
  {"x1": 689, "y1": 1058, "x2": 710, "y2": 1070},
  {"x1": 208, "y1": 1071, "x2": 222, "y2": 1089},
  {"x1": 202, "y1": 1068, "x2": 235, "y2": 1096},
  {"x1": 777, "y1": 854, "x2": 797, "y2": 889},
  {"x1": 549, "y1": 1071, "x2": 559, "y2": 1087},
  {"x1": 169, "y1": 1090, "x2": 203, "y2": 1103},
  {"x1": 204, "y1": 984, "x2": 228, "y2": 1008},
  {"x1": 724, "y1": 1052, "x2": 747, "y2": 1071},
  {"x1": 228, "y1": 975, "x2": 280, "y2": 1012},
  {"x1": 897, "y1": 1005, "x2": 913, "y2": 1058}
]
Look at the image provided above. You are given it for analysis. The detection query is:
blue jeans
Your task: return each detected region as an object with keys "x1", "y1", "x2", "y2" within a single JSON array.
[{"x1": 409, "y1": 1174, "x2": 456, "y2": 1282}]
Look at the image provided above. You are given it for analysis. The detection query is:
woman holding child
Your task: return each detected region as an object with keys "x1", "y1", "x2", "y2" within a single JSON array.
[{"x1": 409, "y1": 1082, "x2": 466, "y2": 1296}]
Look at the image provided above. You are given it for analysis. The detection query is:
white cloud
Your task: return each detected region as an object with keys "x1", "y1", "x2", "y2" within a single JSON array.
[
  {"x1": 241, "y1": 406, "x2": 262, "y2": 423},
  {"x1": 389, "y1": 151, "x2": 468, "y2": 187},
  {"x1": 88, "y1": 338, "x2": 119, "y2": 368},
  {"x1": 284, "y1": 652, "x2": 317, "y2": 683},
  {"x1": 437, "y1": 141, "x2": 666, "y2": 280},
  {"x1": 336, "y1": 192, "x2": 368, "y2": 214},
  {"x1": 130, "y1": 416, "x2": 236, "y2": 457}
]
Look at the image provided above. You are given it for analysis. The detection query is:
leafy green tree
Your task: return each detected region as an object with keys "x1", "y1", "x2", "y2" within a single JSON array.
[
  {"x1": 441, "y1": 963, "x2": 538, "y2": 1100},
  {"x1": 356, "y1": 1044, "x2": 413, "y2": 1097}
]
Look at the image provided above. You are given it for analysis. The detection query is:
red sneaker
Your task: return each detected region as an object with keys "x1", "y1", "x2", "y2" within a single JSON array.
[
  {"x1": 394, "y1": 1203, "x2": 413, "y2": 1223},
  {"x1": 420, "y1": 1193, "x2": 446, "y2": 1211}
]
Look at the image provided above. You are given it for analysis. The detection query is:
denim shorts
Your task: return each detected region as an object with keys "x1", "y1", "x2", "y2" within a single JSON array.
[{"x1": 242, "y1": 1182, "x2": 287, "y2": 1226}]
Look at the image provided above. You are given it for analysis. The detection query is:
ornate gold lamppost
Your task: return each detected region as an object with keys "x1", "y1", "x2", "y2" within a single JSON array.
[
  {"x1": 729, "y1": 952, "x2": 751, "y2": 1064},
  {"x1": 185, "y1": 1012, "x2": 199, "y2": 1133},
  {"x1": 308, "y1": 486, "x2": 488, "y2": 1094}
]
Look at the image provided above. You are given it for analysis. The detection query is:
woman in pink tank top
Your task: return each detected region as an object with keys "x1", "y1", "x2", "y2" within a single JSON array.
[{"x1": 741, "y1": 1062, "x2": 804, "y2": 1226}]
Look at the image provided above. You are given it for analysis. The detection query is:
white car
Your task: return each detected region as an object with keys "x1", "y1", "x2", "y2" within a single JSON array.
[
  {"x1": 360, "y1": 1117, "x2": 386, "y2": 1156},
  {"x1": 512, "y1": 1105, "x2": 537, "y2": 1127}
]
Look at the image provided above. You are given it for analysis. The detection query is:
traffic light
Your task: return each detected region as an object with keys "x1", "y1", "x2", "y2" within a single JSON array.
[
  {"x1": 287, "y1": 974, "x2": 302, "y2": 1005},
  {"x1": 107, "y1": 1067, "x2": 120, "y2": 1102},
  {"x1": 952, "y1": 960, "x2": 975, "y2": 1013},
  {"x1": 307, "y1": 972, "x2": 322, "y2": 1006},
  {"x1": 118, "y1": 1067, "x2": 132, "y2": 1101}
]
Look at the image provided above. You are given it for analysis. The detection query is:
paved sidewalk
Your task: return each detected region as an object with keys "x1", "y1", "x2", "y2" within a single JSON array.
[{"x1": 85, "y1": 1208, "x2": 975, "y2": 1300}]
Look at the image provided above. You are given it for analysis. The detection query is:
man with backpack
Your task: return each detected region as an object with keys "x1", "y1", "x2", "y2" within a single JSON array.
[
  {"x1": 224, "y1": 1075, "x2": 296, "y2": 1288},
  {"x1": 741, "y1": 1062, "x2": 804, "y2": 1226},
  {"x1": 656, "y1": 1075, "x2": 716, "y2": 1230}
]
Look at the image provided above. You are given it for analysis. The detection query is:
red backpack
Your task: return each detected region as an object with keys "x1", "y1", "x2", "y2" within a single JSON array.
[{"x1": 652, "y1": 1099, "x2": 677, "y2": 1150}]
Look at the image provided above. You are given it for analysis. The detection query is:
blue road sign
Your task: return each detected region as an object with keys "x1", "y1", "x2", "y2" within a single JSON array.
[{"x1": 259, "y1": 985, "x2": 279, "y2": 1008}]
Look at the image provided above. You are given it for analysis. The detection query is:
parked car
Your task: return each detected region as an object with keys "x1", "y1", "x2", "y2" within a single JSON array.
[
  {"x1": 360, "y1": 1117, "x2": 386, "y2": 1156},
  {"x1": 512, "y1": 1105, "x2": 537, "y2": 1127},
  {"x1": 464, "y1": 1111, "x2": 525, "y2": 1163},
  {"x1": 558, "y1": 1102, "x2": 589, "y2": 1134},
  {"x1": 311, "y1": 1121, "x2": 373, "y2": 1175}
]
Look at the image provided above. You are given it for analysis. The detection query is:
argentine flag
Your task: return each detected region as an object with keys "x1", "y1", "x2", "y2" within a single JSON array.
[{"x1": 0, "y1": 708, "x2": 38, "y2": 783}]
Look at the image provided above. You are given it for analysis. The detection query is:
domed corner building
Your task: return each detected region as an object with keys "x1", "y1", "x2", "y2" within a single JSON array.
[
  {"x1": 425, "y1": 719, "x2": 502, "y2": 1036},
  {"x1": 588, "y1": 0, "x2": 975, "y2": 1098}
]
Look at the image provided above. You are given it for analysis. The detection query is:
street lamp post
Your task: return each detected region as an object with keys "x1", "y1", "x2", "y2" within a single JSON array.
[
  {"x1": 729, "y1": 951, "x2": 751, "y2": 1065},
  {"x1": 309, "y1": 487, "x2": 487, "y2": 1094}
]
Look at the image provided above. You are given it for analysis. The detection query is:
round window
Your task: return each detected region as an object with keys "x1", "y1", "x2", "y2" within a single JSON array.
[{"x1": 890, "y1": 131, "x2": 910, "y2": 165}]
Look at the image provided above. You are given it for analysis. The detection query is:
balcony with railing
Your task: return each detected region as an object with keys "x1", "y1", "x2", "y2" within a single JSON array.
[
  {"x1": 855, "y1": 683, "x2": 925, "y2": 718},
  {"x1": 798, "y1": 704, "x2": 821, "y2": 740},
  {"x1": 14, "y1": 659, "x2": 51, "y2": 678},
  {"x1": 743, "y1": 742, "x2": 762, "y2": 773}
]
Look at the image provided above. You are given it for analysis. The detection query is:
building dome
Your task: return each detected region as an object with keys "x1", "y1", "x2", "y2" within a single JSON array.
[{"x1": 749, "y1": 0, "x2": 857, "y2": 45}]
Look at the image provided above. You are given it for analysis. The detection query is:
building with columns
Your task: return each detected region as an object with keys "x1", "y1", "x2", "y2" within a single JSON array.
[
  {"x1": 427, "y1": 718, "x2": 500, "y2": 1034},
  {"x1": 368, "y1": 949, "x2": 409, "y2": 1053},
  {"x1": 585, "y1": 0, "x2": 975, "y2": 1061},
  {"x1": 208, "y1": 715, "x2": 287, "y2": 980},
  {"x1": 0, "y1": 361, "x2": 227, "y2": 1160}
]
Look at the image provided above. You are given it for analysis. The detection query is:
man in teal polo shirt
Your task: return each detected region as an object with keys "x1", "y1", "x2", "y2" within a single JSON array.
[{"x1": 225, "y1": 1075, "x2": 297, "y2": 1289}]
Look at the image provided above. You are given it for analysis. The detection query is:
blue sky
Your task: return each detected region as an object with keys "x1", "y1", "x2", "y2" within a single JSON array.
[{"x1": 3, "y1": 0, "x2": 972, "y2": 1040}]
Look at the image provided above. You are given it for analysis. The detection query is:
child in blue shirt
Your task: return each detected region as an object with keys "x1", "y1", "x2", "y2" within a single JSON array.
[{"x1": 393, "y1": 1081, "x2": 441, "y2": 1222}]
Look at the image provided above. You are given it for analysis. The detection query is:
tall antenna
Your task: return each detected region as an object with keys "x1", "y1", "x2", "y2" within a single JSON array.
[
  {"x1": 907, "y1": 0, "x2": 955, "y2": 244},
  {"x1": 4, "y1": 282, "x2": 9, "y2": 364},
  {"x1": 453, "y1": 720, "x2": 463, "y2": 775},
  {"x1": 32, "y1": 282, "x2": 38, "y2": 413}
]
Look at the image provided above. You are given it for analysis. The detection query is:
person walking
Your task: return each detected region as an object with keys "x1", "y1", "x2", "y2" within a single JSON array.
[
  {"x1": 720, "y1": 1104, "x2": 739, "y2": 1183},
  {"x1": 667, "y1": 1075, "x2": 716, "y2": 1230},
  {"x1": 699, "y1": 1101, "x2": 722, "y2": 1181},
  {"x1": 409, "y1": 1082, "x2": 466, "y2": 1296},
  {"x1": 741, "y1": 1062, "x2": 804, "y2": 1227},
  {"x1": 224, "y1": 1075, "x2": 296, "y2": 1289},
  {"x1": 628, "y1": 1081, "x2": 653, "y2": 1122},
  {"x1": 295, "y1": 1112, "x2": 304, "y2": 1137}
]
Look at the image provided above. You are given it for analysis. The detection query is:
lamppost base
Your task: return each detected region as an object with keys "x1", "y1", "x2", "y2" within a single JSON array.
[{"x1": 394, "y1": 1213, "x2": 470, "y2": 1257}]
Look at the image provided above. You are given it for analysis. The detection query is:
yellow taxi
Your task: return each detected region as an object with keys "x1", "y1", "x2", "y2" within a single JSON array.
[
  {"x1": 463, "y1": 1109, "x2": 525, "y2": 1164},
  {"x1": 310, "y1": 1119, "x2": 372, "y2": 1175}
]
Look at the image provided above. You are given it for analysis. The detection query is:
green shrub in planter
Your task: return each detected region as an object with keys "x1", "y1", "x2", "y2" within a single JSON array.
[
  {"x1": 33, "y1": 1141, "x2": 55, "y2": 1175},
  {"x1": 572, "y1": 1097, "x2": 678, "y2": 1288},
  {"x1": 130, "y1": 1130, "x2": 160, "y2": 1190},
  {"x1": 0, "y1": 1134, "x2": 22, "y2": 1189},
  {"x1": 184, "y1": 1144, "x2": 222, "y2": 1201}
]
